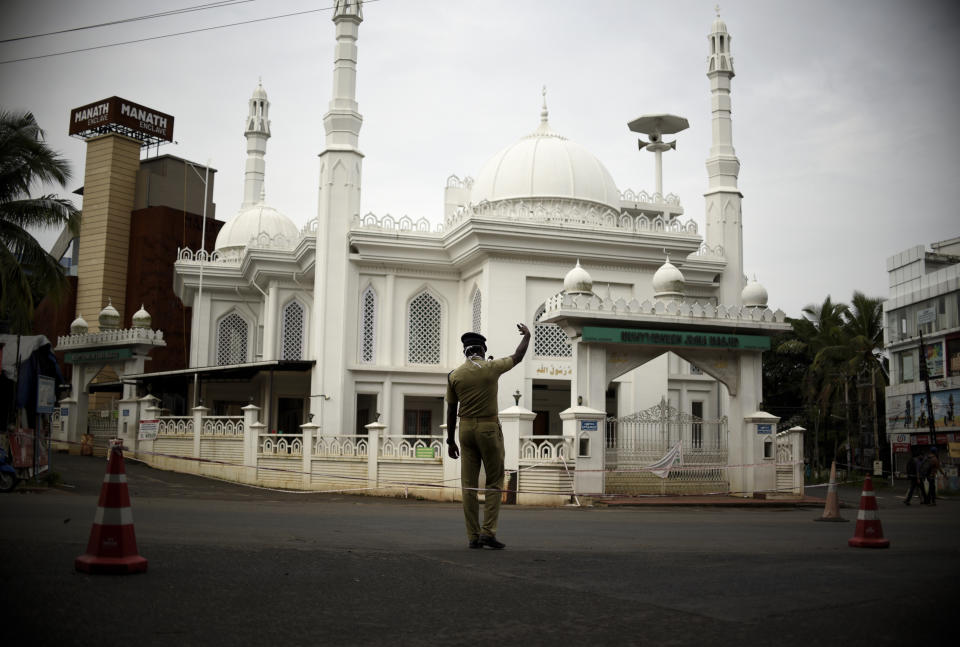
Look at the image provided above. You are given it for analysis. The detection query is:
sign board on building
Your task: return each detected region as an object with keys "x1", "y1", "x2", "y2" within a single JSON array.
[
  {"x1": 756, "y1": 423, "x2": 773, "y2": 434},
  {"x1": 917, "y1": 307, "x2": 936, "y2": 325},
  {"x1": 581, "y1": 327, "x2": 771, "y2": 351},
  {"x1": 64, "y1": 348, "x2": 133, "y2": 364},
  {"x1": 69, "y1": 97, "x2": 174, "y2": 143},
  {"x1": 138, "y1": 420, "x2": 159, "y2": 441},
  {"x1": 36, "y1": 376, "x2": 56, "y2": 414},
  {"x1": 414, "y1": 447, "x2": 436, "y2": 459},
  {"x1": 580, "y1": 420, "x2": 598, "y2": 431}
]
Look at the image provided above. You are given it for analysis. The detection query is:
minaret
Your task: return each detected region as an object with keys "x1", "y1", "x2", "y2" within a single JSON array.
[
  {"x1": 703, "y1": 8, "x2": 744, "y2": 305},
  {"x1": 242, "y1": 80, "x2": 271, "y2": 209},
  {"x1": 310, "y1": 0, "x2": 365, "y2": 430}
]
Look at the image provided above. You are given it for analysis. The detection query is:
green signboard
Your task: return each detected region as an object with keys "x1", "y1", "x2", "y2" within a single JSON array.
[
  {"x1": 415, "y1": 447, "x2": 437, "y2": 459},
  {"x1": 64, "y1": 348, "x2": 133, "y2": 364},
  {"x1": 581, "y1": 326, "x2": 770, "y2": 351}
]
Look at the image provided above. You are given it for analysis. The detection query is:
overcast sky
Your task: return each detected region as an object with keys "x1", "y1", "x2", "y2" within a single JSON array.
[{"x1": 3, "y1": 0, "x2": 958, "y2": 318}]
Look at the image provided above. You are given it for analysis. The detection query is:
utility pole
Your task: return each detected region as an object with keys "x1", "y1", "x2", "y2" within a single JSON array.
[{"x1": 918, "y1": 331, "x2": 937, "y2": 443}]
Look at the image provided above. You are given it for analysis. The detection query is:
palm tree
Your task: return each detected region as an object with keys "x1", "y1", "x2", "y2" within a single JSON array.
[{"x1": 0, "y1": 109, "x2": 80, "y2": 333}]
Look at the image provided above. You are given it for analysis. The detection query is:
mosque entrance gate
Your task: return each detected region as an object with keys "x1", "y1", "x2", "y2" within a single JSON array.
[{"x1": 605, "y1": 397, "x2": 728, "y2": 495}]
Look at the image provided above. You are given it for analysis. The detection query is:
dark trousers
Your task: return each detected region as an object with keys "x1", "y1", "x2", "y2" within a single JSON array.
[
  {"x1": 905, "y1": 478, "x2": 920, "y2": 503},
  {"x1": 923, "y1": 477, "x2": 937, "y2": 504}
]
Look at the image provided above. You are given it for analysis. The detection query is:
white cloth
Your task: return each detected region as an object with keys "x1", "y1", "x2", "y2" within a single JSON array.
[
  {"x1": 646, "y1": 441, "x2": 684, "y2": 479},
  {"x1": 0, "y1": 334, "x2": 52, "y2": 379}
]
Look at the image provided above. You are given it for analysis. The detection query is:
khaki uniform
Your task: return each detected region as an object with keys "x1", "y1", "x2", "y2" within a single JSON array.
[{"x1": 446, "y1": 356, "x2": 514, "y2": 539}]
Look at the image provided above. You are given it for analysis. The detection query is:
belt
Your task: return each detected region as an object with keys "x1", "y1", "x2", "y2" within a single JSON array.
[{"x1": 459, "y1": 415, "x2": 499, "y2": 422}]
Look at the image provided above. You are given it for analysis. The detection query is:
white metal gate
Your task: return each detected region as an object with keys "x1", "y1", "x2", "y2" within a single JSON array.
[{"x1": 605, "y1": 398, "x2": 729, "y2": 495}]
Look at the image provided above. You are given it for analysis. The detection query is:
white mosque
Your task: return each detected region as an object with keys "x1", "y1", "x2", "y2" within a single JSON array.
[{"x1": 153, "y1": 1, "x2": 794, "y2": 497}]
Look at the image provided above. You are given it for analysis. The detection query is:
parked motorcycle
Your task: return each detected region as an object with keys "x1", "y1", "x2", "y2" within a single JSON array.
[{"x1": 0, "y1": 447, "x2": 18, "y2": 493}]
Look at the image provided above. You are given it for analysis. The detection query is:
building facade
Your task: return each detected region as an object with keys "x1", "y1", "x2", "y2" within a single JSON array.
[{"x1": 884, "y1": 237, "x2": 960, "y2": 478}]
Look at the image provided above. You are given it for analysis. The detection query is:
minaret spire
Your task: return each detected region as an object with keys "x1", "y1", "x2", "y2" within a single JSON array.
[
  {"x1": 242, "y1": 80, "x2": 271, "y2": 209},
  {"x1": 703, "y1": 9, "x2": 744, "y2": 305},
  {"x1": 324, "y1": 0, "x2": 364, "y2": 150}
]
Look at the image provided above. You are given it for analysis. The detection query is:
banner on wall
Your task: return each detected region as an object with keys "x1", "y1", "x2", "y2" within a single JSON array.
[
  {"x1": 925, "y1": 342, "x2": 944, "y2": 378},
  {"x1": 891, "y1": 388, "x2": 960, "y2": 430}
]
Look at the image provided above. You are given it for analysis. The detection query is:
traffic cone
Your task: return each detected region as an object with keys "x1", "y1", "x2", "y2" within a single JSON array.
[
  {"x1": 814, "y1": 461, "x2": 847, "y2": 522},
  {"x1": 75, "y1": 441, "x2": 148, "y2": 573},
  {"x1": 848, "y1": 474, "x2": 890, "y2": 549}
]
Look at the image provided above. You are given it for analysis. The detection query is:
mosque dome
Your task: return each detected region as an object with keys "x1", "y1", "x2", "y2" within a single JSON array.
[
  {"x1": 214, "y1": 199, "x2": 300, "y2": 252},
  {"x1": 564, "y1": 260, "x2": 594, "y2": 295},
  {"x1": 652, "y1": 258, "x2": 685, "y2": 300},
  {"x1": 470, "y1": 96, "x2": 621, "y2": 211},
  {"x1": 132, "y1": 304, "x2": 152, "y2": 329},
  {"x1": 251, "y1": 81, "x2": 268, "y2": 100},
  {"x1": 70, "y1": 314, "x2": 89, "y2": 335},
  {"x1": 741, "y1": 277, "x2": 768, "y2": 308},
  {"x1": 98, "y1": 299, "x2": 121, "y2": 330}
]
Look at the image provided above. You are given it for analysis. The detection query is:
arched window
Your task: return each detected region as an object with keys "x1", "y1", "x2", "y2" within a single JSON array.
[
  {"x1": 217, "y1": 313, "x2": 248, "y2": 365},
  {"x1": 360, "y1": 286, "x2": 376, "y2": 363},
  {"x1": 280, "y1": 300, "x2": 305, "y2": 360},
  {"x1": 407, "y1": 290, "x2": 441, "y2": 364},
  {"x1": 534, "y1": 304, "x2": 572, "y2": 358},
  {"x1": 471, "y1": 287, "x2": 482, "y2": 334}
]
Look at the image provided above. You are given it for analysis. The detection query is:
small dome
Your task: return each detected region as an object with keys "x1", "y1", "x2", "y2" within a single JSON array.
[
  {"x1": 132, "y1": 304, "x2": 152, "y2": 329},
  {"x1": 470, "y1": 98, "x2": 621, "y2": 211},
  {"x1": 652, "y1": 258, "x2": 685, "y2": 299},
  {"x1": 564, "y1": 260, "x2": 593, "y2": 295},
  {"x1": 711, "y1": 16, "x2": 728, "y2": 33},
  {"x1": 70, "y1": 314, "x2": 89, "y2": 335},
  {"x1": 251, "y1": 81, "x2": 268, "y2": 100},
  {"x1": 98, "y1": 299, "x2": 121, "y2": 330},
  {"x1": 741, "y1": 277, "x2": 768, "y2": 308},
  {"x1": 214, "y1": 201, "x2": 299, "y2": 252}
]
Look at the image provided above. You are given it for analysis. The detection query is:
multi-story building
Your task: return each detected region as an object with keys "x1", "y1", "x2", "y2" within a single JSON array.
[{"x1": 883, "y1": 237, "x2": 960, "y2": 476}]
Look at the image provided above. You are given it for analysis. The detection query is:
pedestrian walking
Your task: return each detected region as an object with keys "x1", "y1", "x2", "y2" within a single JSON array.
[
  {"x1": 920, "y1": 448, "x2": 945, "y2": 506},
  {"x1": 903, "y1": 451, "x2": 922, "y2": 505},
  {"x1": 445, "y1": 324, "x2": 530, "y2": 549}
]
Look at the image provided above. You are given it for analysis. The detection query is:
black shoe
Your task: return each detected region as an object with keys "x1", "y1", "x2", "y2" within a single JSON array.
[
  {"x1": 479, "y1": 534, "x2": 506, "y2": 550},
  {"x1": 468, "y1": 538, "x2": 482, "y2": 549}
]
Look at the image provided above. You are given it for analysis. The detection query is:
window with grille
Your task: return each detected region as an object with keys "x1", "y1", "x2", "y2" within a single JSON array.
[
  {"x1": 360, "y1": 286, "x2": 376, "y2": 363},
  {"x1": 471, "y1": 288, "x2": 481, "y2": 334},
  {"x1": 217, "y1": 313, "x2": 248, "y2": 365},
  {"x1": 534, "y1": 304, "x2": 572, "y2": 358},
  {"x1": 280, "y1": 300, "x2": 305, "y2": 360},
  {"x1": 407, "y1": 290, "x2": 441, "y2": 364}
]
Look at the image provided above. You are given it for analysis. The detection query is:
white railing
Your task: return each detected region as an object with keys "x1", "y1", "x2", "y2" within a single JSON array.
[
  {"x1": 259, "y1": 433, "x2": 303, "y2": 456},
  {"x1": 157, "y1": 417, "x2": 194, "y2": 436},
  {"x1": 314, "y1": 434, "x2": 369, "y2": 458},
  {"x1": 379, "y1": 435, "x2": 444, "y2": 459},
  {"x1": 57, "y1": 326, "x2": 166, "y2": 349},
  {"x1": 520, "y1": 435, "x2": 570, "y2": 462},
  {"x1": 543, "y1": 290, "x2": 788, "y2": 324},
  {"x1": 201, "y1": 416, "x2": 244, "y2": 436}
]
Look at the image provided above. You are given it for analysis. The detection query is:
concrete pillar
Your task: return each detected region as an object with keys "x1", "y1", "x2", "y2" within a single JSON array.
[
  {"x1": 247, "y1": 421, "x2": 265, "y2": 483},
  {"x1": 300, "y1": 421, "x2": 318, "y2": 489},
  {"x1": 242, "y1": 403, "x2": 261, "y2": 470},
  {"x1": 785, "y1": 426, "x2": 806, "y2": 495},
  {"x1": 561, "y1": 405, "x2": 606, "y2": 496},
  {"x1": 571, "y1": 342, "x2": 607, "y2": 411},
  {"x1": 138, "y1": 394, "x2": 160, "y2": 462},
  {"x1": 744, "y1": 411, "x2": 780, "y2": 497},
  {"x1": 56, "y1": 397, "x2": 76, "y2": 446},
  {"x1": 498, "y1": 404, "x2": 534, "y2": 474},
  {"x1": 365, "y1": 420, "x2": 385, "y2": 490},
  {"x1": 116, "y1": 396, "x2": 140, "y2": 450},
  {"x1": 726, "y1": 352, "x2": 763, "y2": 497},
  {"x1": 192, "y1": 405, "x2": 208, "y2": 459}
]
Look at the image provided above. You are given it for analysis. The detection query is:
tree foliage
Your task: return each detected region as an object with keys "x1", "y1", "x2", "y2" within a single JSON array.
[{"x1": 0, "y1": 109, "x2": 80, "y2": 333}]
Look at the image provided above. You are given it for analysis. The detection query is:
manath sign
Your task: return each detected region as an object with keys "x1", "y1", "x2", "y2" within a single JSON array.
[
  {"x1": 69, "y1": 97, "x2": 174, "y2": 142},
  {"x1": 581, "y1": 326, "x2": 770, "y2": 351}
]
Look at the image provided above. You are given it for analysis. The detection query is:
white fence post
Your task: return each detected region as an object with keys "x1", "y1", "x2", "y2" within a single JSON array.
[
  {"x1": 192, "y1": 405, "x2": 208, "y2": 459},
  {"x1": 242, "y1": 404, "x2": 262, "y2": 481},
  {"x1": 440, "y1": 423, "x2": 460, "y2": 502},
  {"x1": 365, "y1": 421, "x2": 385, "y2": 491},
  {"x1": 499, "y1": 404, "x2": 535, "y2": 500},
  {"x1": 301, "y1": 421, "x2": 318, "y2": 489},
  {"x1": 787, "y1": 426, "x2": 806, "y2": 495},
  {"x1": 138, "y1": 395, "x2": 160, "y2": 463},
  {"x1": 561, "y1": 405, "x2": 605, "y2": 498}
]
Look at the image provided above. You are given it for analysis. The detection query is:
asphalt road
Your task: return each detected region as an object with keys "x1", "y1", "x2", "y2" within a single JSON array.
[{"x1": 1, "y1": 454, "x2": 956, "y2": 646}]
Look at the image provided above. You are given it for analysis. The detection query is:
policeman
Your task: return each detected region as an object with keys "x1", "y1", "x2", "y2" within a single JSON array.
[{"x1": 446, "y1": 323, "x2": 530, "y2": 549}]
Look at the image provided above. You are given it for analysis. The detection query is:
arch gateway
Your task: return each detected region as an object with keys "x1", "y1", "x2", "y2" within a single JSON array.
[{"x1": 541, "y1": 290, "x2": 798, "y2": 497}]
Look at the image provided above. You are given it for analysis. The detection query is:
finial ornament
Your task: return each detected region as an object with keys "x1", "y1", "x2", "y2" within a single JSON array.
[
  {"x1": 540, "y1": 85, "x2": 549, "y2": 124},
  {"x1": 715, "y1": 4, "x2": 721, "y2": 17}
]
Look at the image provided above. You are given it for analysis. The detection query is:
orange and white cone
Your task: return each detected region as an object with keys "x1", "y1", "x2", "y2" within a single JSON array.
[
  {"x1": 848, "y1": 474, "x2": 889, "y2": 549},
  {"x1": 814, "y1": 461, "x2": 847, "y2": 522},
  {"x1": 75, "y1": 441, "x2": 148, "y2": 573}
]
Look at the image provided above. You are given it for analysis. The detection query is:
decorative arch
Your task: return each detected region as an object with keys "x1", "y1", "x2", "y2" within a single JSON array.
[
  {"x1": 407, "y1": 287, "x2": 443, "y2": 365},
  {"x1": 216, "y1": 311, "x2": 250, "y2": 365},
  {"x1": 359, "y1": 284, "x2": 377, "y2": 363},
  {"x1": 280, "y1": 298, "x2": 307, "y2": 360},
  {"x1": 534, "y1": 304, "x2": 572, "y2": 358},
  {"x1": 469, "y1": 284, "x2": 482, "y2": 334}
]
